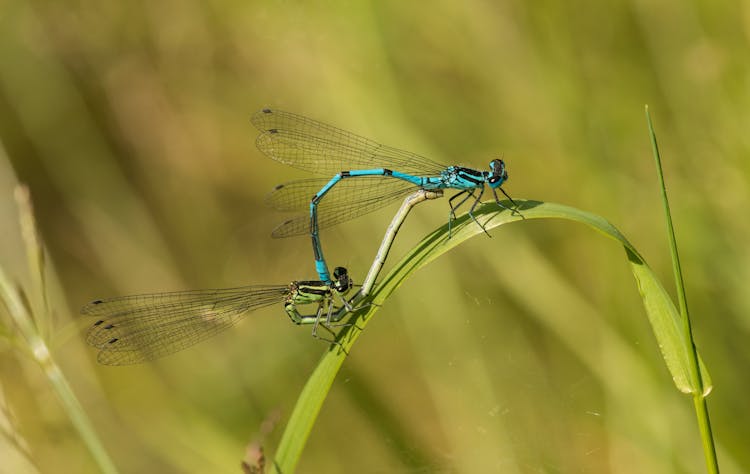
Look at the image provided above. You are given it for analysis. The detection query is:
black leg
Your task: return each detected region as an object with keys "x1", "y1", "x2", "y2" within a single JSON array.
[
  {"x1": 500, "y1": 187, "x2": 518, "y2": 208},
  {"x1": 447, "y1": 190, "x2": 475, "y2": 237},
  {"x1": 468, "y1": 186, "x2": 492, "y2": 237},
  {"x1": 493, "y1": 188, "x2": 523, "y2": 217}
]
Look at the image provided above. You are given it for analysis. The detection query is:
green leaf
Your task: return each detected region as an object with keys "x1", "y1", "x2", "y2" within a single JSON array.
[{"x1": 271, "y1": 200, "x2": 711, "y2": 473}]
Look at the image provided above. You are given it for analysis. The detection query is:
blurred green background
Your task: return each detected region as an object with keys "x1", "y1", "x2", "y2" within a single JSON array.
[{"x1": 1, "y1": 0, "x2": 748, "y2": 472}]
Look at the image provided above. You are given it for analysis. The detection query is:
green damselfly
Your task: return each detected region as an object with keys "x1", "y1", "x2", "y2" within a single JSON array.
[{"x1": 83, "y1": 267, "x2": 352, "y2": 365}]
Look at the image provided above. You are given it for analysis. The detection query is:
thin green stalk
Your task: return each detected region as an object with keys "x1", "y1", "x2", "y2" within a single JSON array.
[
  {"x1": 0, "y1": 186, "x2": 119, "y2": 474},
  {"x1": 645, "y1": 106, "x2": 719, "y2": 473}
]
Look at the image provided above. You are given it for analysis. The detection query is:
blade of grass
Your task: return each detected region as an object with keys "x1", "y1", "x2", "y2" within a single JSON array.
[
  {"x1": 0, "y1": 186, "x2": 119, "y2": 474},
  {"x1": 271, "y1": 199, "x2": 711, "y2": 472},
  {"x1": 646, "y1": 106, "x2": 719, "y2": 473}
]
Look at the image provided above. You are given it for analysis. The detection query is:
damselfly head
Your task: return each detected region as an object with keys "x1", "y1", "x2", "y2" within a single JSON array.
[
  {"x1": 488, "y1": 159, "x2": 508, "y2": 188},
  {"x1": 332, "y1": 266, "x2": 353, "y2": 293}
]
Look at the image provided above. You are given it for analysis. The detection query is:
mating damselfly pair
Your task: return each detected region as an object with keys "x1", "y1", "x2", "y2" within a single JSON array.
[{"x1": 83, "y1": 109, "x2": 515, "y2": 365}]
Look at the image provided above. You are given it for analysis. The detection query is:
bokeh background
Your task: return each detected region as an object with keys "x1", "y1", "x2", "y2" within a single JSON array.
[{"x1": 1, "y1": 1, "x2": 748, "y2": 473}]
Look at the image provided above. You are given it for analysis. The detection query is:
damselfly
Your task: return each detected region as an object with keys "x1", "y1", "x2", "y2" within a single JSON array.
[
  {"x1": 83, "y1": 267, "x2": 352, "y2": 365},
  {"x1": 251, "y1": 108, "x2": 517, "y2": 283}
]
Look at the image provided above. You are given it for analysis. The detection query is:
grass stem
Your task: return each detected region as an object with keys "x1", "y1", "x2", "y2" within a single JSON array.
[{"x1": 645, "y1": 106, "x2": 719, "y2": 473}]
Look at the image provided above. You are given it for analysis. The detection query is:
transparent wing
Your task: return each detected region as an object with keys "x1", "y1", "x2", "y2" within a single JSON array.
[
  {"x1": 265, "y1": 177, "x2": 420, "y2": 237},
  {"x1": 82, "y1": 285, "x2": 289, "y2": 365},
  {"x1": 251, "y1": 108, "x2": 447, "y2": 177}
]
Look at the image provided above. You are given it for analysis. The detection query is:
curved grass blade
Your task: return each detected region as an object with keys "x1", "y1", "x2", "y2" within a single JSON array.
[{"x1": 271, "y1": 199, "x2": 711, "y2": 473}]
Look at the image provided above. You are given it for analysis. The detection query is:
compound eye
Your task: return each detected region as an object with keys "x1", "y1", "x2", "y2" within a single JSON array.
[
  {"x1": 489, "y1": 176, "x2": 500, "y2": 185},
  {"x1": 332, "y1": 267, "x2": 351, "y2": 291}
]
